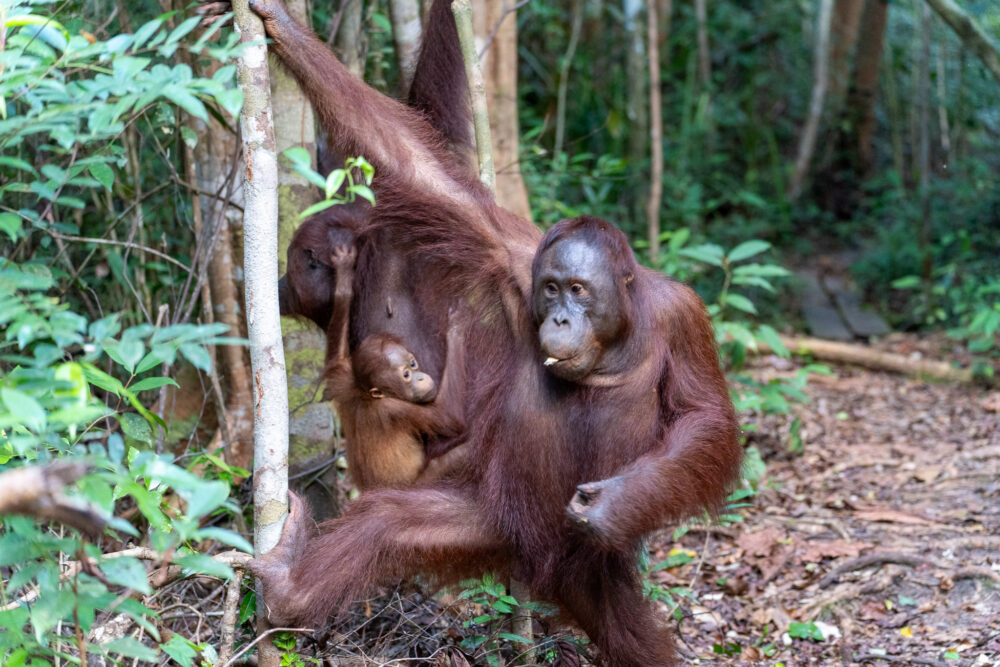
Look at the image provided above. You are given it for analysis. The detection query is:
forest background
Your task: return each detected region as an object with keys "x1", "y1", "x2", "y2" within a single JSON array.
[{"x1": 0, "y1": 0, "x2": 998, "y2": 664}]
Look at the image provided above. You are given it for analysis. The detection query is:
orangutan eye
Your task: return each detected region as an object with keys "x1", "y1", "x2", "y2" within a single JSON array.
[
  {"x1": 403, "y1": 370, "x2": 411, "y2": 380},
  {"x1": 571, "y1": 283, "x2": 586, "y2": 296},
  {"x1": 409, "y1": 359, "x2": 417, "y2": 368},
  {"x1": 545, "y1": 282, "x2": 558, "y2": 296}
]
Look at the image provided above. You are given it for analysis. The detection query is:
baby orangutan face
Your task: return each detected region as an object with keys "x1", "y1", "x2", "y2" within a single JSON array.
[{"x1": 354, "y1": 335, "x2": 437, "y2": 403}]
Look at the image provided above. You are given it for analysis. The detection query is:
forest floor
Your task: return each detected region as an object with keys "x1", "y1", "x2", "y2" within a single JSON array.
[{"x1": 213, "y1": 335, "x2": 999, "y2": 666}]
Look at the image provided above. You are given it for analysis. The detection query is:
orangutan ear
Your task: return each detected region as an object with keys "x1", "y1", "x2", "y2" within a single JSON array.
[{"x1": 369, "y1": 387, "x2": 384, "y2": 399}]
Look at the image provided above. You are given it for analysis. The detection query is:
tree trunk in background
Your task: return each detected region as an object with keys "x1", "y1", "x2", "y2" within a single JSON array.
[
  {"x1": 624, "y1": 0, "x2": 648, "y2": 221},
  {"x1": 388, "y1": 0, "x2": 422, "y2": 94},
  {"x1": 553, "y1": 0, "x2": 584, "y2": 159},
  {"x1": 336, "y1": 0, "x2": 365, "y2": 77},
  {"x1": 473, "y1": 0, "x2": 532, "y2": 220},
  {"x1": 787, "y1": 0, "x2": 833, "y2": 200},
  {"x1": 936, "y1": 49, "x2": 951, "y2": 165},
  {"x1": 646, "y1": 0, "x2": 664, "y2": 265},
  {"x1": 924, "y1": 0, "x2": 1000, "y2": 87},
  {"x1": 694, "y1": 0, "x2": 710, "y2": 89},
  {"x1": 917, "y1": 2, "x2": 932, "y2": 282},
  {"x1": 849, "y1": 0, "x2": 889, "y2": 174},
  {"x1": 272, "y1": 1, "x2": 341, "y2": 518},
  {"x1": 828, "y1": 0, "x2": 864, "y2": 104}
]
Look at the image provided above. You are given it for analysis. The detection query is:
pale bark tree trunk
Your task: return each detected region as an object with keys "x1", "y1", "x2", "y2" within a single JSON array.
[
  {"x1": 787, "y1": 0, "x2": 834, "y2": 200},
  {"x1": 388, "y1": 0, "x2": 423, "y2": 94},
  {"x1": 553, "y1": 0, "x2": 584, "y2": 159},
  {"x1": 233, "y1": 1, "x2": 287, "y2": 665},
  {"x1": 336, "y1": 0, "x2": 365, "y2": 77},
  {"x1": 828, "y1": 0, "x2": 864, "y2": 104},
  {"x1": 473, "y1": 0, "x2": 532, "y2": 219},
  {"x1": 624, "y1": 0, "x2": 648, "y2": 222},
  {"x1": 924, "y1": 0, "x2": 1000, "y2": 86},
  {"x1": 646, "y1": 0, "x2": 664, "y2": 265}
]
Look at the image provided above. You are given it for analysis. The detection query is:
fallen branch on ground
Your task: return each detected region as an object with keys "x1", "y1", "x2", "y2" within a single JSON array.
[{"x1": 755, "y1": 335, "x2": 986, "y2": 385}]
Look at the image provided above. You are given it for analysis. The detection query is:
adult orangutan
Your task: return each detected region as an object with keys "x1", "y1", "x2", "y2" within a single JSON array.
[{"x1": 200, "y1": 0, "x2": 742, "y2": 663}]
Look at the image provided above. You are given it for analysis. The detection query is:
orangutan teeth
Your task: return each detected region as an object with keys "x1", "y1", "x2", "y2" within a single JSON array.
[{"x1": 544, "y1": 357, "x2": 559, "y2": 366}]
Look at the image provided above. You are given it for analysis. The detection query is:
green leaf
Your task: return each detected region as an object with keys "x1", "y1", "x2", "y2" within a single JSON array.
[
  {"x1": 184, "y1": 480, "x2": 229, "y2": 519},
  {"x1": 679, "y1": 244, "x2": 724, "y2": 267},
  {"x1": 164, "y1": 86, "x2": 207, "y2": 121},
  {"x1": 0, "y1": 156, "x2": 38, "y2": 175},
  {"x1": 755, "y1": 325, "x2": 788, "y2": 357},
  {"x1": 99, "y1": 636, "x2": 159, "y2": 662},
  {"x1": 732, "y1": 263, "x2": 790, "y2": 277},
  {"x1": 129, "y1": 376, "x2": 179, "y2": 393},
  {"x1": 724, "y1": 293, "x2": 757, "y2": 315},
  {"x1": 196, "y1": 527, "x2": 253, "y2": 554},
  {"x1": 160, "y1": 634, "x2": 198, "y2": 667},
  {"x1": 891, "y1": 275, "x2": 921, "y2": 289},
  {"x1": 179, "y1": 343, "x2": 211, "y2": 371},
  {"x1": 727, "y1": 240, "x2": 770, "y2": 262},
  {"x1": 99, "y1": 556, "x2": 151, "y2": 594},
  {"x1": 175, "y1": 553, "x2": 233, "y2": 579},
  {"x1": 83, "y1": 364, "x2": 125, "y2": 396},
  {"x1": 89, "y1": 162, "x2": 114, "y2": 190},
  {"x1": 132, "y1": 18, "x2": 164, "y2": 49},
  {"x1": 283, "y1": 146, "x2": 311, "y2": 168},
  {"x1": 215, "y1": 88, "x2": 243, "y2": 119},
  {"x1": 298, "y1": 199, "x2": 339, "y2": 220},
  {"x1": 787, "y1": 621, "x2": 823, "y2": 641},
  {"x1": 2, "y1": 387, "x2": 46, "y2": 430},
  {"x1": 348, "y1": 184, "x2": 375, "y2": 206},
  {"x1": 325, "y1": 169, "x2": 346, "y2": 199},
  {"x1": 120, "y1": 413, "x2": 153, "y2": 447},
  {"x1": 0, "y1": 212, "x2": 21, "y2": 241},
  {"x1": 166, "y1": 16, "x2": 201, "y2": 45}
]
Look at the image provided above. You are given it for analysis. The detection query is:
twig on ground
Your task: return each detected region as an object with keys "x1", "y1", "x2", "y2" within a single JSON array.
[
  {"x1": 0, "y1": 462, "x2": 106, "y2": 539},
  {"x1": 819, "y1": 551, "x2": 933, "y2": 588},
  {"x1": 216, "y1": 570, "x2": 245, "y2": 665}
]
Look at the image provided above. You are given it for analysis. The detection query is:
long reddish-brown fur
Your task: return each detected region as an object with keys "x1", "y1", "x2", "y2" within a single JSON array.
[{"x1": 213, "y1": 0, "x2": 744, "y2": 663}]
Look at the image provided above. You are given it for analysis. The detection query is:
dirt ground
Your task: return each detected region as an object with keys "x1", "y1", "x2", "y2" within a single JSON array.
[{"x1": 667, "y1": 353, "x2": 1000, "y2": 666}]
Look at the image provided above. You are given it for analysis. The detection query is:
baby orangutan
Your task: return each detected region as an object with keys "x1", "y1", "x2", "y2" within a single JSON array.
[{"x1": 323, "y1": 245, "x2": 466, "y2": 491}]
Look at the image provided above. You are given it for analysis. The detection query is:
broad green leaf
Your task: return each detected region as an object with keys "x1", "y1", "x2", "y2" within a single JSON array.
[
  {"x1": 298, "y1": 199, "x2": 339, "y2": 220},
  {"x1": 98, "y1": 637, "x2": 159, "y2": 662},
  {"x1": 196, "y1": 527, "x2": 253, "y2": 554},
  {"x1": 755, "y1": 325, "x2": 788, "y2": 357},
  {"x1": 99, "y1": 556, "x2": 151, "y2": 594},
  {"x1": 0, "y1": 212, "x2": 21, "y2": 241},
  {"x1": 120, "y1": 412, "x2": 153, "y2": 447},
  {"x1": 1, "y1": 387, "x2": 46, "y2": 430},
  {"x1": 160, "y1": 634, "x2": 198, "y2": 667},
  {"x1": 727, "y1": 240, "x2": 770, "y2": 262},
  {"x1": 184, "y1": 480, "x2": 229, "y2": 519},
  {"x1": 88, "y1": 162, "x2": 114, "y2": 190},
  {"x1": 325, "y1": 169, "x2": 346, "y2": 199},
  {"x1": 724, "y1": 293, "x2": 757, "y2": 315},
  {"x1": 128, "y1": 376, "x2": 179, "y2": 393},
  {"x1": 176, "y1": 553, "x2": 233, "y2": 579}
]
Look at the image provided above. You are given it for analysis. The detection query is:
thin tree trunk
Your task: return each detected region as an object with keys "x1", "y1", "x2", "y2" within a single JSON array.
[
  {"x1": 474, "y1": 0, "x2": 533, "y2": 219},
  {"x1": 624, "y1": 0, "x2": 648, "y2": 220},
  {"x1": 233, "y1": 1, "x2": 287, "y2": 666},
  {"x1": 851, "y1": 0, "x2": 889, "y2": 174},
  {"x1": 883, "y1": 40, "x2": 906, "y2": 185},
  {"x1": 936, "y1": 49, "x2": 951, "y2": 163},
  {"x1": 694, "y1": 0, "x2": 710, "y2": 88},
  {"x1": 924, "y1": 0, "x2": 1000, "y2": 87},
  {"x1": 646, "y1": 0, "x2": 664, "y2": 265},
  {"x1": 453, "y1": 0, "x2": 494, "y2": 193},
  {"x1": 553, "y1": 0, "x2": 584, "y2": 159},
  {"x1": 388, "y1": 0, "x2": 422, "y2": 94},
  {"x1": 787, "y1": 0, "x2": 834, "y2": 200},
  {"x1": 918, "y1": 2, "x2": 932, "y2": 282},
  {"x1": 336, "y1": 0, "x2": 365, "y2": 77}
]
